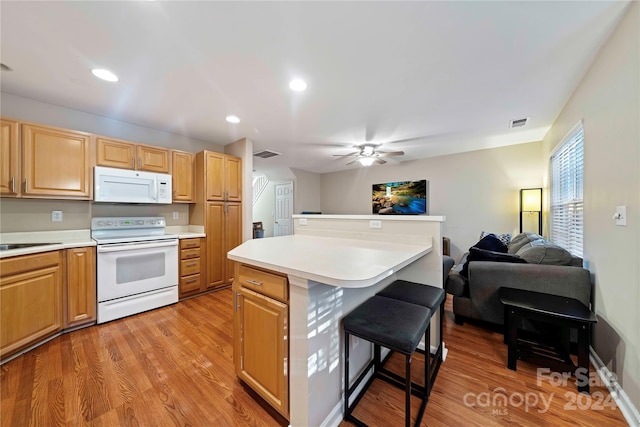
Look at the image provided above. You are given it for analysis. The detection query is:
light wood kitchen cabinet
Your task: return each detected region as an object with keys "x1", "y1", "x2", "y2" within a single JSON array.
[
  {"x1": 96, "y1": 136, "x2": 170, "y2": 173},
  {"x1": 196, "y1": 151, "x2": 242, "y2": 202},
  {"x1": 0, "y1": 251, "x2": 63, "y2": 360},
  {"x1": 190, "y1": 150, "x2": 243, "y2": 293},
  {"x1": 0, "y1": 118, "x2": 20, "y2": 197},
  {"x1": 178, "y1": 238, "x2": 203, "y2": 298},
  {"x1": 233, "y1": 263, "x2": 289, "y2": 419},
  {"x1": 171, "y1": 150, "x2": 194, "y2": 202},
  {"x1": 1, "y1": 122, "x2": 93, "y2": 200},
  {"x1": 205, "y1": 202, "x2": 242, "y2": 289},
  {"x1": 65, "y1": 247, "x2": 96, "y2": 328}
]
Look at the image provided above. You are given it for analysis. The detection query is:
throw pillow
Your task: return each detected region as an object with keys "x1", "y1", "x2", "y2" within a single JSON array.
[
  {"x1": 507, "y1": 232, "x2": 546, "y2": 254},
  {"x1": 473, "y1": 234, "x2": 508, "y2": 253},
  {"x1": 480, "y1": 231, "x2": 512, "y2": 246},
  {"x1": 460, "y1": 247, "x2": 527, "y2": 278},
  {"x1": 516, "y1": 244, "x2": 574, "y2": 265}
]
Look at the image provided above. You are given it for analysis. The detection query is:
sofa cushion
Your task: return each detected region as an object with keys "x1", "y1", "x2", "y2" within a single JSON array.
[
  {"x1": 516, "y1": 243, "x2": 575, "y2": 265},
  {"x1": 474, "y1": 234, "x2": 508, "y2": 253},
  {"x1": 480, "y1": 231, "x2": 512, "y2": 246},
  {"x1": 507, "y1": 232, "x2": 545, "y2": 254},
  {"x1": 460, "y1": 247, "x2": 527, "y2": 277}
]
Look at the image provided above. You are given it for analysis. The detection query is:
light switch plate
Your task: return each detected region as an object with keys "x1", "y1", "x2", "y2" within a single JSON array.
[
  {"x1": 616, "y1": 206, "x2": 626, "y2": 226},
  {"x1": 51, "y1": 211, "x2": 63, "y2": 222},
  {"x1": 369, "y1": 220, "x2": 382, "y2": 229},
  {"x1": 299, "y1": 218, "x2": 308, "y2": 225}
]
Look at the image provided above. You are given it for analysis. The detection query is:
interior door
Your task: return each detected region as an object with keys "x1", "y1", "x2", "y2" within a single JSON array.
[{"x1": 274, "y1": 181, "x2": 293, "y2": 237}]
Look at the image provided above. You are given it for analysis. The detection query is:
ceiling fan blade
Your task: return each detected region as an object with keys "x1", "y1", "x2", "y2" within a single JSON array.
[
  {"x1": 333, "y1": 151, "x2": 360, "y2": 157},
  {"x1": 374, "y1": 158, "x2": 387, "y2": 165},
  {"x1": 345, "y1": 158, "x2": 360, "y2": 165},
  {"x1": 376, "y1": 151, "x2": 405, "y2": 157},
  {"x1": 386, "y1": 136, "x2": 426, "y2": 144}
]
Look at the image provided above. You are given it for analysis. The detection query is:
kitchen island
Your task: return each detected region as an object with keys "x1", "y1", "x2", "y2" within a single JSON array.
[{"x1": 228, "y1": 214, "x2": 445, "y2": 427}]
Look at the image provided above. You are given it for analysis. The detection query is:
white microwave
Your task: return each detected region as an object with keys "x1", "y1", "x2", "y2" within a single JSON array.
[{"x1": 94, "y1": 166, "x2": 172, "y2": 204}]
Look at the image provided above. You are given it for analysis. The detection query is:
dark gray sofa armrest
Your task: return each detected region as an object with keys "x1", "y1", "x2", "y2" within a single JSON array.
[{"x1": 468, "y1": 261, "x2": 592, "y2": 325}]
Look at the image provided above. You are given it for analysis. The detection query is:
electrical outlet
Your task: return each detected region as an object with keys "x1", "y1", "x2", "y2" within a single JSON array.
[
  {"x1": 369, "y1": 220, "x2": 382, "y2": 229},
  {"x1": 173, "y1": 211, "x2": 179, "y2": 220},
  {"x1": 51, "y1": 211, "x2": 63, "y2": 222},
  {"x1": 299, "y1": 218, "x2": 308, "y2": 225}
]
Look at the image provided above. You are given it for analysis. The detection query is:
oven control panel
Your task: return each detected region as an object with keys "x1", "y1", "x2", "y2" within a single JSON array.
[{"x1": 91, "y1": 217, "x2": 166, "y2": 230}]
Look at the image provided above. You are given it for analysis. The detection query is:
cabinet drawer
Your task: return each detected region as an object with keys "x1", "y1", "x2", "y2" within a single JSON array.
[
  {"x1": 180, "y1": 274, "x2": 201, "y2": 293},
  {"x1": 180, "y1": 258, "x2": 201, "y2": 276},
  {"x1": 180, "y1": 247, "x2": 201, "y2": 260},
  {"x1": 180, "y1": 238, "x2": 201, "y2": 249},
  {"x1": 237, "y1": 264, "x2": 288, "y2": 302}
]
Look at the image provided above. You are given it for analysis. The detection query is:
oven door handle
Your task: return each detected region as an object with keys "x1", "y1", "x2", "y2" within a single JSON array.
[{"x1": 97, "y1": 240, "x2": 178, "y2": 253}]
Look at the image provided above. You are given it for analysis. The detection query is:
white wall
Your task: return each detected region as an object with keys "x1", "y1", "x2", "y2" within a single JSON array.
[
  {"x1": 291, "y1": 168, "x2": 321, "y2": 214},
  {"x1": 320, "y1": 141, "x2": 544, "y2": 261},
  {"x1": 542, "y1": 1, "x2": 639, "y2": 412}
]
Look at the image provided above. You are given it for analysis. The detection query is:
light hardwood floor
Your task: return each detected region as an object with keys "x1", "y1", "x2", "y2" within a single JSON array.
[{"x1": 1, "y1": 289, "x2": 627, "y2": 426}]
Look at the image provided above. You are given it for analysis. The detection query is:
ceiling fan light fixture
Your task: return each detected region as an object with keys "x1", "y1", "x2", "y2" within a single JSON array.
[
  {"x1": 226, "y1": 115, "x2": 240, "y2": 123},
  {"x1": 358, "y1": 157, "x2": 375, "y2": 166}
]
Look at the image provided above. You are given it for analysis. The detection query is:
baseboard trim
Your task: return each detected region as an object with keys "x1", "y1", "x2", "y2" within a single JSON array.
[{"x1": 590, "y1": 348, "x2": 640, "y2": 426}]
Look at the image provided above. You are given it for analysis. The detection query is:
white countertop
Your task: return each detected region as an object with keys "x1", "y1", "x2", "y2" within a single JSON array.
[
  {"x1": 0, "y1": 225, "x2": 206, "y2": 258},
  {"x1": 0, "y1": 230, "x2": 95, "y2": 258},
  {"x1": 227, "y1": 234, "x2": 432, "y2": 288},
  {"x1": 165, "y1": 225, "x2": 206, "y2": 239}
]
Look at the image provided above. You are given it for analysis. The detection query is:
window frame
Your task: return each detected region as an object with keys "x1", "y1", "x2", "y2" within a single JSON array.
[{"x1": 549, "y1": 121, "x2": 584, "y2": 258}]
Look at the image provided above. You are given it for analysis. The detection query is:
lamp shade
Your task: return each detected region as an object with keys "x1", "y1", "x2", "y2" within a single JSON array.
[{"x1": 521, "y1": 188, "x2": 542, "y2": 212}]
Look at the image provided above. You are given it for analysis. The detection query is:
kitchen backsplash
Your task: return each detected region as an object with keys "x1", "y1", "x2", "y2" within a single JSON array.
[{"x1": 0, "y1": 198, "x2": 190, "y2": 233}]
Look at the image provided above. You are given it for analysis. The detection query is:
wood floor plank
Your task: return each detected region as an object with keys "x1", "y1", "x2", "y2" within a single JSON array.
[{"x1": 0, "y1": 289, "x2": 628, "y2": 427}]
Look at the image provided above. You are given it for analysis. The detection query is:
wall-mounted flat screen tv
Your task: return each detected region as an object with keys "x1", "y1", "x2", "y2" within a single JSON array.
[{"x1": 372, "y1": 180, "x2": 428, "y2": 215}]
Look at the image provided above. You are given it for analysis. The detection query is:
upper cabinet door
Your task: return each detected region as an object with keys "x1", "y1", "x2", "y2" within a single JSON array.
[
  {"x1": 96, "y1": 136, "x2": 136, "y2": 169},
  {"x1": 171, "y1": 150, "x2": 194, "y2": 202},
  {"x1": 22, "y1": 124, "x2": 92, "y2": 199},
  {"x1": 97, "y1": 137, "x2": 169, "y2": 173},
  {"x1": 205, "y1": 151, "x2": 225, "y2": 201},
  {"x1": 0, "y1": 118, "x2": 20, "y2": 197},
  {"x1": 137, "y1": 145, "x2": 170, "y2": 173},
  {"x1": 225, "y1": 156, "x2": 242, "y2": 202}
]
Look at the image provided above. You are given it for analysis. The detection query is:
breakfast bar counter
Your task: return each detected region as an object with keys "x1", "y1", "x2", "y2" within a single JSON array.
[{"x1": 228, "y1": 214, "x2": 445, "y2": 427}]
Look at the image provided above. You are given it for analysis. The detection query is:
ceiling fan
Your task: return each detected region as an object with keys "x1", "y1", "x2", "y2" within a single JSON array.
[{"x1": 334, "y1": 144, "x2": 404, "y2": 166}]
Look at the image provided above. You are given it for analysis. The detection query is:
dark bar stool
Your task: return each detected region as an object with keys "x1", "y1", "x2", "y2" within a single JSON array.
[
  {"x1": 376, "y1": 279, "x2": 446, "y2": 396},
  {"x1": 344, "y1": 295, "x2": 431, "y2": 427}
]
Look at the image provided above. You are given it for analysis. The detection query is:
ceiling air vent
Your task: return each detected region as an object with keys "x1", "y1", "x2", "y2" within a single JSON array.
[
  {"x1": 509, "y1": 117, "x2": 529, "y2": 128},
  {"x1": 253, "y1": 149, "x2": 281, "y2": 159}
]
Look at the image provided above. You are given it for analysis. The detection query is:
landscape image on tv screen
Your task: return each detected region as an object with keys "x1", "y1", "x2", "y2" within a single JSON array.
[{"x1": 372, "y1": 180, "x2": 427, "y2": 215}]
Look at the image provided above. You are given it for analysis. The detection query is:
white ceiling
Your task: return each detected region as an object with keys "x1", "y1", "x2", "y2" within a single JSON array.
[{"x1": 0, "y1": 1, "x2": 630, "y2": 174}]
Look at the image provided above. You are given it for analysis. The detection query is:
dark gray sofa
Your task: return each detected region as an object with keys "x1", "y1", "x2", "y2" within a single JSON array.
[{"x1": 445, "y1": 232, "x2": 592, "y2": 327}]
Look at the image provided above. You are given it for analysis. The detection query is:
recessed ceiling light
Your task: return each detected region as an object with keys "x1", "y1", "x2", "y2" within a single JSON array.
[
  {"x1": 226, "y1": 115, "x2": 240, "y2": 124},
  {"x1": 289, "y1": 79, "x2": 307, "y2": 92},
  {"x1": 91, "y1": 68, "x2": 118, "y2": 82}
]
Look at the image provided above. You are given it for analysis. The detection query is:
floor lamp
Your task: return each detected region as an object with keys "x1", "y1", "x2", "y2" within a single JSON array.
[{"x1": 520, "y1": 188, "x2": 542, "y2": 235}]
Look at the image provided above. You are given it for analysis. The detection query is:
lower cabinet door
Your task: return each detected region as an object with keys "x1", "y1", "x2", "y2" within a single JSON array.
[
  {"x1": 65, "y1": 247, "x2": 96, "y2": 328},
  {"x1": 236, "y1": 287, "x2": 289, "y2": 419}
]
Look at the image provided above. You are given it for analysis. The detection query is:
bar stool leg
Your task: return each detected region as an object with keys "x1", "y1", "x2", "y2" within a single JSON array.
[
  {"x1": 405, "y1": 355, "x2": 411, "y2": 427},
  {"x1": 344, "y1": 330, "x2": 350, "y2": 419}
]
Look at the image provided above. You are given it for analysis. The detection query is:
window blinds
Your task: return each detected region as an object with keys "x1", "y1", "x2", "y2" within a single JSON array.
[{"x1": 550, "y1": 125, "x2": 584, "y2": 257}]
